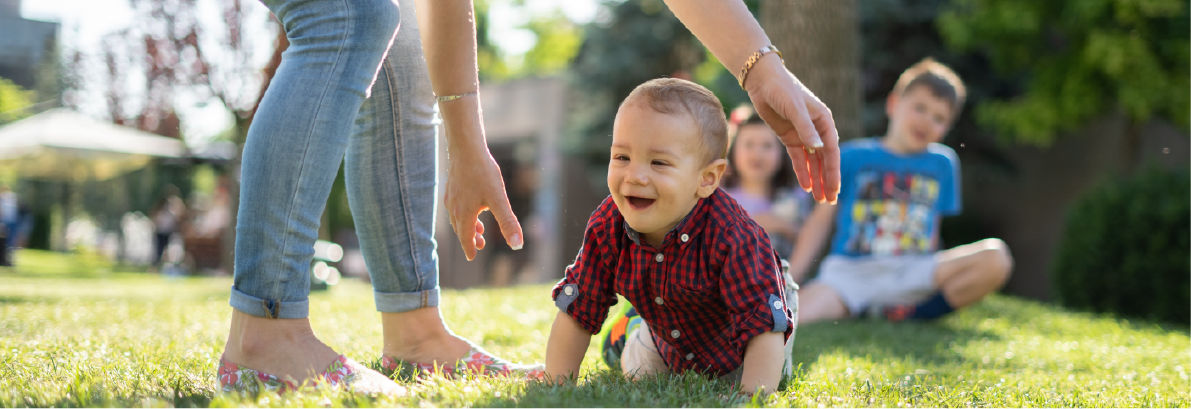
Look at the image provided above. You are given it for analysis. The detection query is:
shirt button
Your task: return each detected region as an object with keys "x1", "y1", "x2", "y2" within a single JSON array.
[
  {"x1": 564, "y1": 286, "x2": 574, "y2": 296},
  {"x1": 654, "y1": 253, "x2": 664, "y2": 262},
  {"x1": 680, "y1": 234, "x2": 689, "y2": 242},
  {"x1": 685, "y1": 353, "x2": 694, "y2": 361},
  {"x1": 773, "y1": 300, "x2": 783, "y2": 309},
  {"x1": 670, "y1": 329, "x2": 681, "y2": 339},
  {"x1": 654, "y1": 297, "x2": 664, "y2": 305}
]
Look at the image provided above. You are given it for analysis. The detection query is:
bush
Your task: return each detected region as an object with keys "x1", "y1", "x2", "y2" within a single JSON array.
[{"x1": 1052, "y1": 166, "x2": 1190, "y2": 325}]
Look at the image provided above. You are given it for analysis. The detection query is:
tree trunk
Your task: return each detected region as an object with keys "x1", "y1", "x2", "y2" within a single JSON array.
[
  {"x1": 761, "y1": 0, "x2": 863, "y2": 140},
  {"x1": 1122, "y1": 119, "x2": 1144, "y2": 175}
]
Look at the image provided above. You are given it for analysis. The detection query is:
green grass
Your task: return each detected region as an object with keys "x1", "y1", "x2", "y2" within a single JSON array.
[{"x1": 1, "y1": 249, "x2": 1188, "y2": 407}]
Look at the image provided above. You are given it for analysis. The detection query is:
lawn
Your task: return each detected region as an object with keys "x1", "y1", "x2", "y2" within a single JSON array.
[{"x1": 1, "y1": 249, "x2": 1188, "y2": 407}]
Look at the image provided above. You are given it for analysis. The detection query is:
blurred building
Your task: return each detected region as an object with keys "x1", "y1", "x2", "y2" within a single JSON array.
[{"x1": 0, "y1": 0, "x2": 58, "y2": 89}]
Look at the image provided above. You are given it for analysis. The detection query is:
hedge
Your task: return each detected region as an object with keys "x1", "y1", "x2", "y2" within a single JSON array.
[{"x1": 1052, "y1": 166, "x2": 1190, "y2": 324}]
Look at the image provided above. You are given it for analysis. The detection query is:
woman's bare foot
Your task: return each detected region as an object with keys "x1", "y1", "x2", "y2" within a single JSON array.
[
  {"x1": 381, "y1": 306, "x2": 543, "y2": 379},
  {"x1": 381, "y1": 307, "x2": 472, "y2": 364},
  {"x1": 222, "y1": 309, "x2": 405, "y2": 394}
]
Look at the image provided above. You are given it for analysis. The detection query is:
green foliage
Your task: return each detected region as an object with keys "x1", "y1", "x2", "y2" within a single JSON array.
[
  {"x1": 475, "y1": 0, "x2": 511, "y2": 81},
  {"x1": 476, "y1": 0, "x2": 584, "y2": 82},
  {"x1": 1052, "y1": 166, "x2": 1190, "y2": 324},
  {"x1": 521, "y1": 14, "x2": 583, "y2": 78},
  {"x1": 858, "y1": 0, "x2": 1005, "y2": 136},
  {"x1": 0, "y1": 77, "x2": 35, "y2": 124},
  {"x1": 563, "y1": 0, "x2": 765, "y2": 180},
  {"x1": 938, "y1": 0, "x2": 1190, "y2": 146},
  {"x1": 1, "y1": 250, "x2": 1189, "y2": 407},
  {"x1": 566, "y1": 0, "x2": 705, "y2": 175}
]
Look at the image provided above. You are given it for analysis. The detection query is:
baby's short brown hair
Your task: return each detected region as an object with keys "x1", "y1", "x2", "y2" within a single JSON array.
[
  {"x1": 622, "y1": 78, "x2": 729, "y2": 164},
  {"x1": 892, "y1": 58, "x2": 967, "y2": 119}
]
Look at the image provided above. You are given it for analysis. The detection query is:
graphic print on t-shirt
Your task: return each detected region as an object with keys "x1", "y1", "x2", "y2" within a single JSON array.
[{"x1": 844, "y1": 169, "x2": 940, "y2": 256}]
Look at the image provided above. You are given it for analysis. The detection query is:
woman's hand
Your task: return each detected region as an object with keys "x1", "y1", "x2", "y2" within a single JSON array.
[
  {"x1": 440, "y1": 99, "x2": 524, "y2": 261},
  {"x1": 744, "y1": 55, "x2": 841, "y2": 204}
]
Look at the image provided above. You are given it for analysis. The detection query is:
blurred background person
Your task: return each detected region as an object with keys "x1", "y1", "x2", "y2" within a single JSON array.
[
  {"x1": 0, "y1": 184, "x2": 17, "y2": 266},
  {"x1": 723, "y1": 108, "x2": 816, "y2": 259},
  {"x1": 0, "y1": 184, "x2": 17, "y2": 245},
  {"x1": 150, "y1": 185, "x2": 185, "y2": 270}
]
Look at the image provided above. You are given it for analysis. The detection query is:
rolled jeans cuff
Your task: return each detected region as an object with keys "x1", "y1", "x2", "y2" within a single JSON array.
[
  {"x1": 375, "y1": 287, "x2": 440, "y2": 313},
  {"x1": 229, "y1": 286, "x2": 309, "y2": 319}
]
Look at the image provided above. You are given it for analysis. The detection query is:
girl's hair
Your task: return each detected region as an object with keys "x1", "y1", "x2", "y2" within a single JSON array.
[{"x1": 722, "y1": 108, "x2": 795, "y2": 200}]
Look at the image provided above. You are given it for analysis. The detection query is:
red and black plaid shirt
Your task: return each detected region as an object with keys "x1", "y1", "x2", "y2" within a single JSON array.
[{"x1": 552, "y1": 188, "x2": 793, "y2": 377}]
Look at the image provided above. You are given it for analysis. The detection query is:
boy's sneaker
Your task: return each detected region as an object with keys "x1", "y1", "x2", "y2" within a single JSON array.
[
  {"x1": 597, "y1": 302, "x2": 641, "y2": 370},
  {"x1": 866, "y1": 303, "x2": 915, "y2": 322}
]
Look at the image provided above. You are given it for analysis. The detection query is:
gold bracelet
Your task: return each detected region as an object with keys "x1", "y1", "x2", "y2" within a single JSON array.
[
  {"x1": 737, "y1": 45, "x2": 784, "y2": 89},
  {"x1": 435, "y1": 92, "x2": 478, "y2": 103}
]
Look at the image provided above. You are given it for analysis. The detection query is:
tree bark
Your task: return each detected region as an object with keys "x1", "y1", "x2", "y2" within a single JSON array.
[
  {"x1": 1122, "y1": 119, "x2": 1143, "y2": 175},
  {"x1": 760, "y1": 0, "x2": 863, "y2": 140}
]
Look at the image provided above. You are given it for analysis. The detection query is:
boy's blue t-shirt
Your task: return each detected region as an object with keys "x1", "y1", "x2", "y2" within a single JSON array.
[{"x1": 830, "y1": 138, "x2": 961, "y2": 257}]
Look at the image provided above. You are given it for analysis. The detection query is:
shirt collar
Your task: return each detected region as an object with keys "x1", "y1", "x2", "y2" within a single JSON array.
[{"x1": 621, "y1": 194, "x2": 712, "y2": 249}]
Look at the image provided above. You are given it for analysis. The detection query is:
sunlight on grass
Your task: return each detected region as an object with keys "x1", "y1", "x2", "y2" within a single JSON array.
[{"x1": 1, "y1": 250, "x2": 1188, "y2": 407}]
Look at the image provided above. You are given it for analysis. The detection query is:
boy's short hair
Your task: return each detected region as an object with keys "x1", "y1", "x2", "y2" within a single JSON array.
[
  {"x1": 892, "y1": 58, "x2": 967, "y2": 118},
  {"x1": 622, "y1": 78, "x2": 729, "y2": 164}
]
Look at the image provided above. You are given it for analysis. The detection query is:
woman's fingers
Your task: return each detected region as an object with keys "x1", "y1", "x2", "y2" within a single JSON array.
[
  {"x1": 786, "y1": 146, "x2": 812, "y2": 192},
  {"x1": 455, "y1": 211, "x2": 479, "y2": 261},
  {"x1": 809, "y1": 104, "x2": 842, "y2": 203},
  {"x1": 444, "y1": 154, "x2": 525, "y2": 261},
  {"x1": 806, "y1": 149, "x2": 825, "y2": 203},
  {"x1": 782, "y1": 89, "x2": 824, "y2": 150},
  {"x1": 475, "y1": 219, "x2": 486, "y2": 250},
  {"x1": 487, "y1": 186, "x2": 525, "y2": 251}
]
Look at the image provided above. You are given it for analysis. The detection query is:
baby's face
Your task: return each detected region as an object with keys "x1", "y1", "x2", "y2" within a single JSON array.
[{"x1": 607, "y1": 103, "x2": 716, "y2": 238}]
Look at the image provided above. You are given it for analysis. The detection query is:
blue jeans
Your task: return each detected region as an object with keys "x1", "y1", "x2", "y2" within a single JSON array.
[
  {"x1": 2, "y1": 221, "x2": 16, "y2": 248},
  {"x1": 232, "y1": 0, "x2": 441, "y2": 318}
]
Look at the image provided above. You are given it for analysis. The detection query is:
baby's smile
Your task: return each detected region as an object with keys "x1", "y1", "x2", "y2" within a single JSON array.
[{"x1": 625, "y1": 195, "x2": 657, "y2": 210}]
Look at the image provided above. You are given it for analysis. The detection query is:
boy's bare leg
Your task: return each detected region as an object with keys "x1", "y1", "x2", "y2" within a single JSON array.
[
  {"x1": 797, "y1": 283, "x2": 850, "y2": 324},
  {"x1": 932, "y1": 238, "x2": 1014, "y2": 308}
]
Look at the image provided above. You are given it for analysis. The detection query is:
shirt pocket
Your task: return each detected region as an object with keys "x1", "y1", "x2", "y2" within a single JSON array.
[{"x1": 664, "y1": 276, "x2": 718, "y2": 307}]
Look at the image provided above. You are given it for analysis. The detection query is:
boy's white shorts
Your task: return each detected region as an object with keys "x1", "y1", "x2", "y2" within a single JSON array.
[
  {"x1": 815, "y1": 254, "x2": 938, "y2": 316},
  {"x1": 621, "y1": 278, "x2": 800, "y2": 381},
  {"x1": 621, "y1": 321, "x2": 746, "y2": 382}
]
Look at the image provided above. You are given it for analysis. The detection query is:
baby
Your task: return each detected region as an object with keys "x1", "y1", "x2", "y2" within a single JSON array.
[{"x1": 544, "y1": 78, "x2": 794, "y2": 394}]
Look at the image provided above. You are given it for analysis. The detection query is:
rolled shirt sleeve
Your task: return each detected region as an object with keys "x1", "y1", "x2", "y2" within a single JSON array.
[
  {"x1": 551, "y1": 198, "x2": 619, "y2": 335},
  {"x1": 719, "y1": 227, "x2": 794, "y2": 355}
]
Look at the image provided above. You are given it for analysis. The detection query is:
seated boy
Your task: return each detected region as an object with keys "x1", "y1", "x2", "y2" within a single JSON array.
[
  {"x1": 790, "y1": 58, "x2": 1014, "y2": 324},
  {"x1": 544, "y1": 78, "x2": 795, "y2": 394}
]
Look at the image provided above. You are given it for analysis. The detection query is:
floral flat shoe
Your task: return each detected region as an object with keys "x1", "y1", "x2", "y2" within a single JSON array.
[
  {"x1": 379, "y1": 343, "x2": 545, "y2": 381},
  {"x1": 218, "y1": 355, "x2": 407, "y2": 396}
]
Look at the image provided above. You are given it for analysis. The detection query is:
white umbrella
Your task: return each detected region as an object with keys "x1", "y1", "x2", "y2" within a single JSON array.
[{"x1": 0, "y1": 109, "x2": 187, "y2": 181}]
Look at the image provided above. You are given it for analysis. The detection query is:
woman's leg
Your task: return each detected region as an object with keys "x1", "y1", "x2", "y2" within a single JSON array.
[
  {"x1": 345, "y1": 0, "x2": 471, "y2": 365},
  {"x1": 347, "y1": 0, "x2": 535, "y2": 370},
  {"x1": 222, "y1": 0, "x2": 399, "y2": 383}
]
